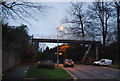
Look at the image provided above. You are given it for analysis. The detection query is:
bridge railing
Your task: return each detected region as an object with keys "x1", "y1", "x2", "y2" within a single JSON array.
[{"x1": 32, "y1": 34, "x2": 96, "y2": 41}]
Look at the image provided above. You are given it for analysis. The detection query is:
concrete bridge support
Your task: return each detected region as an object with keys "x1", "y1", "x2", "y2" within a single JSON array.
[{"x1": 82, "y1": 44, "x2": 99, "y2": 64}]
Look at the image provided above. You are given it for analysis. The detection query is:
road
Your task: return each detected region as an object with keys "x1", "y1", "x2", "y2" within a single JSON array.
[{"x1": 61, "y1": 64, "x2": 120, "y2": 81}]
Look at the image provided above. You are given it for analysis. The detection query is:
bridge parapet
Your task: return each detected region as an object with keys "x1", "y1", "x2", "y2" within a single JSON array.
[{"x1": 32, "y1": 34, "x2": 96, "y2": 41}]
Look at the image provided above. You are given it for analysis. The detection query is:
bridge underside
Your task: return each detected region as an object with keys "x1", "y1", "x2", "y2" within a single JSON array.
[{"x1": 32, "y1": 39, "x2": 101, "y2": 44}]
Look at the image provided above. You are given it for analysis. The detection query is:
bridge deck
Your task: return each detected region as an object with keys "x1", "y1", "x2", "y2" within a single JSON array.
[{"x1": 32, "y1": 38, "x2": 101, "y2": 44}]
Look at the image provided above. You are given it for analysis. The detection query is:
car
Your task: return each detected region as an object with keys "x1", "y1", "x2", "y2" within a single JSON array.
[
  {"x1": 93, "y1": 59, "x2": 112, "y2": 66},
  {"x1": 63, "y1": 59, "x2": 74, "y2": 67}
]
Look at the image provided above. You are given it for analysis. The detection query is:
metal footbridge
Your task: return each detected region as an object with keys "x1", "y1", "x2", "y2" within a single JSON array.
[
  {"x1": 31, "y1": 34, "x2": 101, "y2": 63},
  {"x1": 31, "y1": 34, "x2": 101, "y2": 44}
]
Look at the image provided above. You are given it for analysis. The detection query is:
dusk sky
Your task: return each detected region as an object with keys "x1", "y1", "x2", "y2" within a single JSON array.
[
  {"x1": 8, "y1": 2, "x2": 73, "y2": 49},
  {"x1": 8, "y1": 0, "x2": 112, "y2": 49}
]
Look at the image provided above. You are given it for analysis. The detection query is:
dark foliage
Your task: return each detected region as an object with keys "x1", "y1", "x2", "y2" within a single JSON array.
[
  {"x1": 37, "y1": 63, "x2": 55, "y2": 69},
  {"x1": 2, "y1": 24, "x2": 37, "y2": 63},
  {"x1": 65, "y1": 44, "x2": 87, "y2": 64}
]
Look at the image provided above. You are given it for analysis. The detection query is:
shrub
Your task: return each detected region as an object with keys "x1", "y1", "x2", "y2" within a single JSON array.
[
  {"x1": 108, "y1": 64, "x2": 120, "y2": 70},
  {"x1": 37, "y1": 63, "x2": 55, "y2": 69}
]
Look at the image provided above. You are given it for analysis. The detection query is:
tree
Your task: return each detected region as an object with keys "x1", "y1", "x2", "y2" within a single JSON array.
[
  {"x1": 87, "y1": 1, "x2": 115, "y2": 45},
  {"x1": 65, "y1": 43, "x2": 87, "y2": 63},
  {"x1": 1, "y1": 1, "x2": 48, "y2": 24},
  {"x1": 61, "y1": 2, "x2": 87, "y2": 39},
  {"x1": 113, "y1": 1, "x2": 120, "y2": 63},
  {"x1": 114, "y1": 1, "x2": 120, "y2": 45},
  {"x1": 2, "y1": 24, "x2": 37, "y2": 62},
  {"x1": 46, "y1": 46, "x2": 49, "y2": 51}
]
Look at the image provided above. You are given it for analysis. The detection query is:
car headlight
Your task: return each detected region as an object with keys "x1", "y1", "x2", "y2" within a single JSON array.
[
  {"x1": 72, "y1": 62, "x2": 74, "y2": 64},
  {"x1": 65, "y1": 62, "x2": 68, "y2": 64}
]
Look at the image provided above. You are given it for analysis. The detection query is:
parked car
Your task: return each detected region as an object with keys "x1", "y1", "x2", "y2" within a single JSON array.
[
  {"x1": 93, "y1": 59, "x2": 112, "y2": 66},
  {"x1": 63, "y1": 59, "x2": 74, "y2": 67}
]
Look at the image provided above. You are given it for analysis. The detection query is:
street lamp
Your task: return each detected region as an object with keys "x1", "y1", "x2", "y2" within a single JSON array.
[
  {"x1": 57, "y1": 26, "x2": 65, "y2": 66},
  {"x1": 59, "y1": 53, "x2": 63, "y2": 55}
]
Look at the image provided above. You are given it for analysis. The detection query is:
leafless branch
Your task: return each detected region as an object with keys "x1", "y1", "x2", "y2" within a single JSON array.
[{"x1": 1, "y1": 2, "x2": 48, "y2": 24}]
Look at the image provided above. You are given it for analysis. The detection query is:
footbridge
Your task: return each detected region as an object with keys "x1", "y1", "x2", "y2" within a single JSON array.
[
  {"x1": 31, "y1": 34, "x2": 101, "y2": 63},
  {"x1": 31, "y1": 34, "x2": 101, "y2": 44}
]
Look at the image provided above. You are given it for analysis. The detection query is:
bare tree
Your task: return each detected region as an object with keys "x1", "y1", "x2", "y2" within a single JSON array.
[
  {"x1": 87, "y1": 1, "x2": 115, "y2": 45},
  {"x1": 61, "y1": 2, "x2": 87, "y2": 38},
  {"x1": 1, "y1": 1, "x2": 48, "y2": 24},
  {"x1": 113, "y1": 1, "x2": 120, "y2": 62},
  {"x1": 114, "y1": 1, "x2": 120, "y2": 45},
  {"x1": 61, "y1": 2, "x2": 105, "y2": 41}
]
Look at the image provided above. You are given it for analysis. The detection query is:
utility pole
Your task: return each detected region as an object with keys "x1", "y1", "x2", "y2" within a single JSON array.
[{"x1": 57, "y1": 27, "x2": 59, "y2": 66}]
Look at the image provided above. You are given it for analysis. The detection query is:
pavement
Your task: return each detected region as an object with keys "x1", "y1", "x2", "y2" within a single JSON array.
[{"x1": 2, "y1": 65, "x2": 30, "y2": 81}]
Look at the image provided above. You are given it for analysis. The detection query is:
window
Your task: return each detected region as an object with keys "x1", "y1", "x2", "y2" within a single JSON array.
[{"x1": 101, "y1": 60, "x2": 105, "y2": 62}]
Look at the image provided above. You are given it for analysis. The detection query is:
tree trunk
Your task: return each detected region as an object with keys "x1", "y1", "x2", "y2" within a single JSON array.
[
  {"x1": 117, "y1": 4, "x2": 120, "y2": 63},
  {"x1": 78, "y1": 15, "x2": 85, "y2": 37}
]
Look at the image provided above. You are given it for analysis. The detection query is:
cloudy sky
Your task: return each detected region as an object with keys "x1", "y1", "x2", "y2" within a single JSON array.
[
  {"x1": 8, "y1": 0, "x2": 114, "y2": 49},
  {"x1": 9, "y1": 2, "x2": 72, "y2": 49},
  {"x1": 29, "y1": 2, "x2": 70, "y2": 35},
  {"x1": 9, "y1": 2, "x2": 70, "y2": 34}
]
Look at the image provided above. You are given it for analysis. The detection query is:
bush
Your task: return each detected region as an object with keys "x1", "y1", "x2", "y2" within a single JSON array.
[
  {"x1": 108, "y1": 64, "x2": 120, "y2": 70},
  {"x1": 37, "y1": 63, "x2": 55, "y2": 69}
]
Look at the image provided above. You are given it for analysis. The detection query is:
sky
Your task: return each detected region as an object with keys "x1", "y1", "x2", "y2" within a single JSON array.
[
  {"x1": 9, "y1": 2, "x2": 71, "y2": 49},
  {"x1": 28, "y1": 2, "x2": 70, "y2": 35},
  {"x1": 7, "y1": 0, "x2": 116, "y2": 49},
  {"x1": 8, "y1": 0, "x2": 115, "y2": 49}
]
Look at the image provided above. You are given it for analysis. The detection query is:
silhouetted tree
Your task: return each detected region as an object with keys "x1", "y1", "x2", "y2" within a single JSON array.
[
  {"x1": 61, "y1": 2, "x2": 87, "y2": 38},
  {"x1": 1, "y1": 2, "x2": 48, "y2": 24},
  {"x1": 87, "y1": 1, "x2": 115, "y2": 45},
  {"x1": 2, "y1": 24, "x2": 37, "y2": 62},
  {"x1": 114, "y1": 1, "x2": 120, "y2": 63},
  {"x1": 46, "y1": 46, "x2": 49, "y2": 51}
]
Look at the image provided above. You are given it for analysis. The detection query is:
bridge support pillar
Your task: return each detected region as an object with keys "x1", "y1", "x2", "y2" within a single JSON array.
[
  {"x1": 82, "y1": 44, "x2": 99, "y2": 64},
  {"x1": 33, "y1": 41, "x2": 39, "y2": 58},
  {"x1": 95, "y1": 44, "x2": 99, "y2": 60},
  {"x1": 82, "y1": 44, "x2": 92, "y2": 64}
]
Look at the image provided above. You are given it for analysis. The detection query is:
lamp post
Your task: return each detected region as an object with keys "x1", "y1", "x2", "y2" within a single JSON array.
[{"x1": 57, "y1": 26, "x2": 65, "y2": 66}]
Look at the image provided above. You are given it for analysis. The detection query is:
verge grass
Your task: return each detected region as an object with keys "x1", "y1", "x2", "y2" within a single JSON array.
[
  {"x1": 107, "y1": 64, "x2": 120, "y2": 70},
  {"x1": 25, "y1": 65, "x2": 70, "y2": 79}
]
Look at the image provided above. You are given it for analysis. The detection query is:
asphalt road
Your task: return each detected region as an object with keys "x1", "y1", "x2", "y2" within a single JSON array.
[{"x1": 61, "y1": 64, "x2": 120, "y2": 81}]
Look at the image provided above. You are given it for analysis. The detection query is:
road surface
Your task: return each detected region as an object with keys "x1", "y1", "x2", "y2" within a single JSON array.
[{"x1": 61, "y1": 64, "x2": 120, "y2": 81}]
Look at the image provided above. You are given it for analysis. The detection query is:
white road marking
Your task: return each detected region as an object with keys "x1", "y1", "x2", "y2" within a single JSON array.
[
  {"x1": 94, "y1": 71, "x2": 115, "y2": 78},
  {"x1": 94, "y1": 71, "x2": 100, "y2": 73},
  {"x1": 103, "y1": 67, "x2": 119, "y2": 71},
  {"x1": 104, "y1": 73, "x2": 114, "y2": 77},
  {"x1": 24, "y1": 71, "x2": 27, "y2": 73},
  {"x1": 2, "y1": 74, "x2": 4, "y2": 76},
  {"x1": 24, "y1": 66, "x2": 30, "y2": 73}
]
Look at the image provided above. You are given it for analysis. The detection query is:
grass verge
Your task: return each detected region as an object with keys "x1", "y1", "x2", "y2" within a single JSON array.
[
  {"x1": 25, "y1": 65, "x2": 70, "y2": 79},
  {"x1": 107, "y1": 64, "x2": 120, "y2": 70}
]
